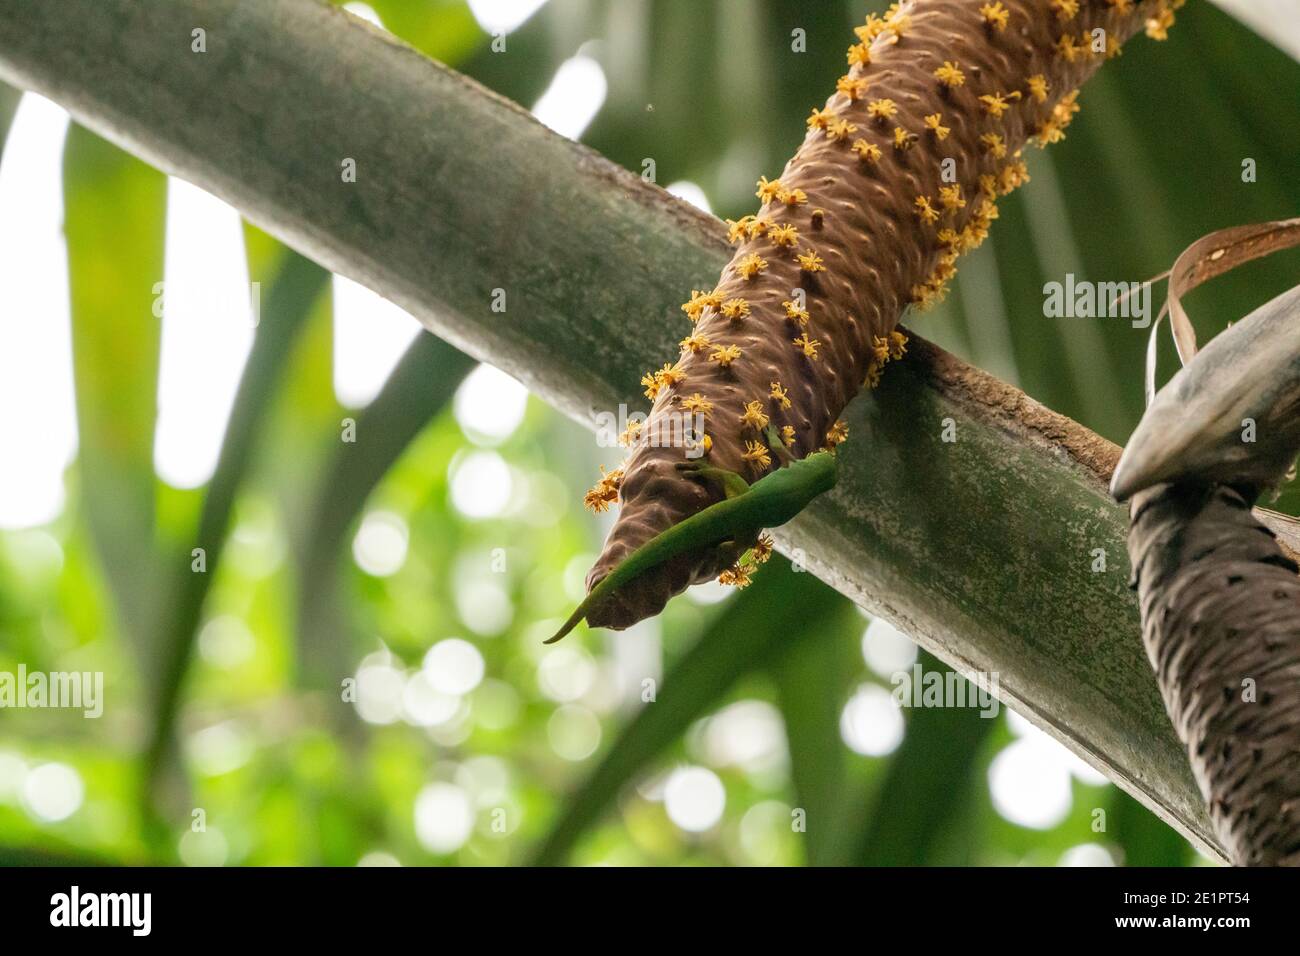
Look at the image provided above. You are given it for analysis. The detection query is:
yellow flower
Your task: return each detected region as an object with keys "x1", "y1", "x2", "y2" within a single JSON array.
[
  {"x1": 1027, "y1": 75, "x2": 1049, "y2": 104},
  {"x1": 855, "y1": 13, "x2": 887, "y2": 42},
  {"x1": 871, "y1": 335, "x2": 890, "y2": 364},
  {"x1": 742, "y1": 440, "x2": 772, "y2": 472},
  {"x1": 914, "y1": 195, "x2": 940, "y2": 224},
  {"x1": 680, "y1": 392, "x2": 714, "y2": 415},
  {"x1": 583, "y1": 466, "x2": 623, "y2": 513},
  {"x1": 1051, "y1": 0, "x2": 1079, "y2": 21},
  {"x1": 709, "y1": 344, "x2": 742, "y2": 367},
  {"x1": 618, "y1": 420, "x2": 641, "y2": 447},
  {"x1": 680, "y1": 331, "x2": 711, "y2": 353},
  {"x1": 837, "y1": 75, "x2": 868, "y2": 100},
  {"x1": 980, "y1": 132, "x2": 1007, "y2": 158},
  {"x1": 923, "y1": 113, "x2": 950, "y2": 140},
  {"x1": 1056, "y1": 32, "x2": 1081, "y2": 61},
  {"x1": 867, "y1": 98, "x2": 898, "y2": 122},
  {"x1": 797, "y1": 250, "x2": 825, "y2": 273},
  {"x1": 720, "y1": 297, "x2": 751, "y2": 320},
  {"x1": 718, "y1": 563, "x2": 753, "y2": 588},
  {"x1": 793, "y1": 333, "x2": 821, "y2": 360},
  {"x1": 999, "y1": 160, "x2": 1030, "y2": 194},
  {"x1": 825, "y1": 420, "x2": 849, "y2": 448},
  {"x1": 782, "y1": 300, "x2": 810, "y2": 325},
  {"x1": 979, "y1": 2, "x2": 1009, "y2": 30},
  {"x1": 779, "y1": 187, "x2": 808, "y2": 206},
  {"x1": 737, "y1": 252, "x2": 768, "y2": 280},
  {"x1": 1107, "y1": 0, "x2": 1133, "y2": 13},
  {"x1": 681, "y1": 289, "x2": 722, "y2": 321},
  {"x1": 725, "y1": 216, "x2": 755, "y2": 244},
  {"x1": 851, "y1": 139, "x2": 882, "y2": 163},
  {"x1": 846, "y1": 43, "x2": 871, "y2": 67},
  {"x1": 910, "y1": 278, "x2": 946, "y2": 311},
  {"x1": 1035, "y1": 120, "x2": 1065, "y2": 146},
  {"x1": 937, "y1": 227, "x2": 961, "y2": 249},
  {"x1": 939, "y1": 185, "x2": 965, "y2": 212},
  {"x1": 1037, "y1": 91, "x2": 1082, "y2": 145},
  {"x1": 931, "y1": 253, "x2": 958, "y2": 284},
  {"x1": 885, "y1": 9, "x2": 911, "y2": 37},
  {"x1": 780, "y1": 425, "x2": 796, "y2": 447},
  {"x1": 979, "y1": 91, "x2": 1020, "y2": 118},
  {"x1": 740, "y1": 400, "x2": 770, "y2": 430},
  {"x1": 864, "y1": 362, "x2": 883, "y2": 389},
  {"x1": 747, "y1": 217, "x2": 771, "y2": 239},
  {"x1": 641, "y1": 370, "x2": 661, "y2": 400},
  {"x1": 1055, "y1": 90, "x2": 1082, "y2": 125},
  {"x1": 827, "y1": 118, "x2": 857, "y2": 142},
  {"x1": 768, "y1": 224, "x2": 799, "y2": 248},
  {"x1": 654, "y1": 362, "x2": 685, "y2": 391},
  {"x1": 934, "y1": 61, "x2": 964, "y2": 88},
  {"x1": 888, "y1": 330, "x2": 908, "y2": 360},
  {"x1": 806, "y1": 107, "x2": 834, "y2": 131},
  {"x1": 755, "y1": 176, "x2": 783, "y2": 203},
  {"x1": 892, "y1": 126, "x2": 917, "y2": 151},
  {"x1": 751, "y1": 533, "x2": 775, "y2": 564},
  {"x1": 770, "y1": 381, "x2": 791, "y2": 409}
]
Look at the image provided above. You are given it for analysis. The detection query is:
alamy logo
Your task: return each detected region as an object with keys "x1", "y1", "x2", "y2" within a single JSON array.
[
  {"x1": 1042, "y1": 273, "x2": 1152, "y2": 328},
  {"x1": 50, "y1": 886, "x2": 151, "y2": 936},
  {"x1": 593, "y1": 404, "x2": 708, "y2": 457},
  {"x1": 151, "y1": 279, "x2": 262, "y2": 328},
  {"x1": 891, "y1": 663, "x2": 1000, "y2": 718},
  {"x1": 0, "y1": 666, "x2": 103, "y2": 718}
]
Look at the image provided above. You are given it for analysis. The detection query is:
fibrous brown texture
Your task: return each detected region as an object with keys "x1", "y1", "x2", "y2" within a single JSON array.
[
  {"x1": 587, "y1": 0, "x2": 1181, "y2": 628},
  {"x1": 1128, "y1": 482, "x2": 1300, "y2": 866}
]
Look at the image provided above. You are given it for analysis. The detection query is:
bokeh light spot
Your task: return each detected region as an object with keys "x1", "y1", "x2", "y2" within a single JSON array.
[
  {"x1": 22, "y1": 762, "x2": 83, "y2": 822},
  {"x1": 839, "y1": 684, "x2": 905, "y2": 757},
  {"x1": 663, "y1": 765, "x2": 726, "y2": 833},
  {"x1": 351, "y1": 510, "x2": 409, "y2": 577},
  {"x1": 423, "y1": 638, "x2": 486, "y2": 696},
  {"x1": 449, "y1": 451, "x2": 513, "y2": 519},
  {"x1": 454, "y1": 363, "x2": 528, "y2": 446},
  {"x1": 414, "y1": 782, "x2": 475, "y2": 854}
]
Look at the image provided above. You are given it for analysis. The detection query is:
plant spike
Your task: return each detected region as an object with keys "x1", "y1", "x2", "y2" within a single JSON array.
[{"x1": 584, "y1": 0, "x2": 1181, "y2": 629}]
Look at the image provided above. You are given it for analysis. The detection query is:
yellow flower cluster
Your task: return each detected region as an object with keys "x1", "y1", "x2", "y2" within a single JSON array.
[
  {"x1": 583, "y1": 466, "x2": 623, "y2": 513},
  {"x1": 718, "y1": 532, "x2": 776, "y2": 588},
  {"x1": 864, "y1": 331, "x2": 909, "y2": 389},
  {"x1": 641, "y1": 362, "x2": 686, "y2": 400}
]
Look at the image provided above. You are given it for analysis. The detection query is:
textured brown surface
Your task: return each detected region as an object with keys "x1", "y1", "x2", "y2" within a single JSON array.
[
  {"x1": 1129, "y1": 482, "x2": 1300, "y2": 866},
  {"x1": 589, "y1": 0, "x2": 1173, "y2": 627}
]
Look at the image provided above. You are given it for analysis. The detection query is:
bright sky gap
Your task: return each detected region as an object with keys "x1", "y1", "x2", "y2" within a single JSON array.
[
  {"x1": 154, "y1": 176, "x2": 255, "y2": 489},
  {"x1": 0, "y1": 94, "x2": 76, "y2": 529}
]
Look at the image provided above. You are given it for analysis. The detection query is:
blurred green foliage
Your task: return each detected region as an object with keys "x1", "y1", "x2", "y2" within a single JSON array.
[{"x1": 3, "y1": 0, "x2": 1297, "y2": 867}]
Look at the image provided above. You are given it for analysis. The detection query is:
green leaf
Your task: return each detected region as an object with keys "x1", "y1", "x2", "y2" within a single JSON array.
[
  {"x1": 143, "y1": 249, "x2": 328, "y2": 828},
  {"x1": 854, "y1": 652, "x2": 998, "y2": 866},
  {"x1": 294, "y1": 332, "x2": 475, "y2": 690},
  {"x1": 62, "y1": 125, "x2": 167, "y2": 648},
  {"x1": 332, "y1": 0, "x2": 484, "y2": 66},
  {"x1": 768, "y1": 600, "x2": 861, "y2": 866},
  {"x1": 530, "y1": 557, "x2": 848, "y2": 865}
]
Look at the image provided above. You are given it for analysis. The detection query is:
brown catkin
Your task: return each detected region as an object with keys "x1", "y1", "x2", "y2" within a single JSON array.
[
  {"x1": 585, "y1": 0, "x2": 1182, "y2": 629},
  {"x1": 1128, "y1": 482, "x2": 1300, "y2": 866}
]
